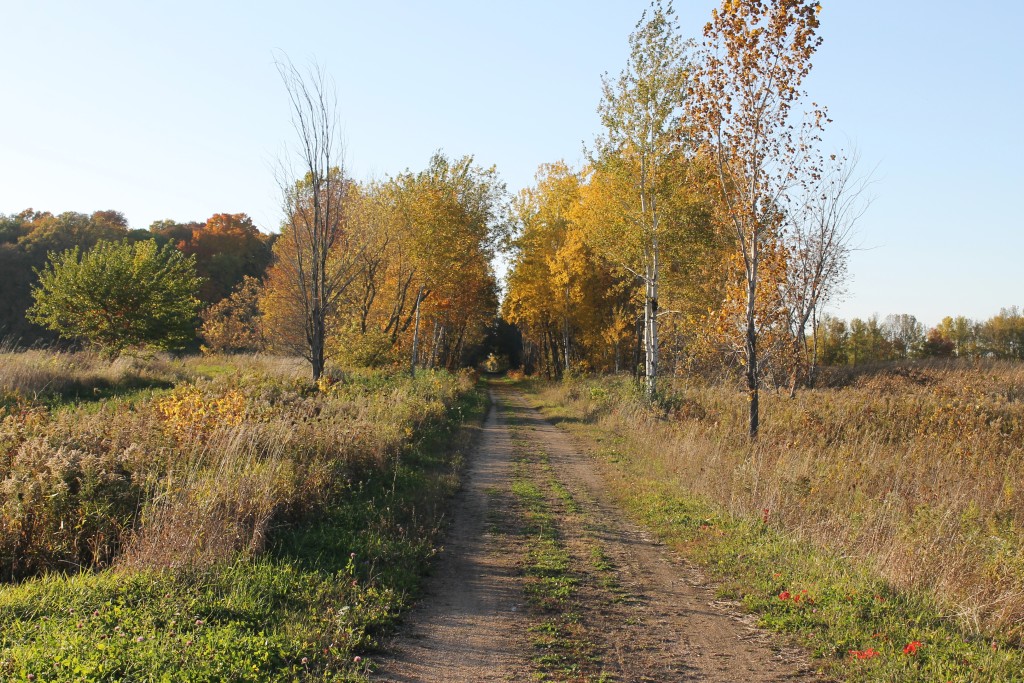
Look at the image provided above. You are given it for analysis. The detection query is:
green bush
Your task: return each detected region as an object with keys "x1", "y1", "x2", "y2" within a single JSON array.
[{"x1": 28, "y1": 240, "x2": 202, "y2": 356}]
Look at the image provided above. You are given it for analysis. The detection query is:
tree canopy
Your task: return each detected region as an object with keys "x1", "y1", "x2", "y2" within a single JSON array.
[{"x1": 27, "y1": 239, "x2": 202, "y2": 356}]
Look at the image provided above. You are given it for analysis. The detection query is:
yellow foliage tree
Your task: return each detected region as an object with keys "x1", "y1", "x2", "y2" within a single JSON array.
[
  {"x1": 588, "y1": 0, "x2": 692, "y2": 400},
  {"x1": 503, "y1": 163, "x2": 628, "y2": 377}
]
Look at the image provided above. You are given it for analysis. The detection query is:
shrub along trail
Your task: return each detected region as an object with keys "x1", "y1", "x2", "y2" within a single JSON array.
[
  {"x1": 0, "y1": 363, "x2": 486, "y2": 682},
  {"x1": 374, "y1": 386, "x2": 819, "y2": 682}
]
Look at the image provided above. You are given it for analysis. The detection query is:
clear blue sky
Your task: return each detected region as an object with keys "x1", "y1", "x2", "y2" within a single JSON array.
[{"x1": 2, "y1": 1, "x2": 1021, "y2": 327}]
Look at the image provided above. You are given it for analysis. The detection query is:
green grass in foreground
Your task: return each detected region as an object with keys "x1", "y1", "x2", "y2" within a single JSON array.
[
  {"x1": 513, "y1": 474, "x2": 589, "y2": 681},
  {"x1": 0, "y1": 385, "x2": 487, "y2": 682},
  {"x1": 517, "y1": 379, "x2": 1024, "y2": 683}
]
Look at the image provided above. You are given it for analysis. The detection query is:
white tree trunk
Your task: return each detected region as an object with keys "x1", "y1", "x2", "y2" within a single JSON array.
[
  {"x1": 410, "y1": 286, "x2": 424, "y2": 378},
  {"x1": 644, "y1": 255, "x2": 659, "y2": 402}
]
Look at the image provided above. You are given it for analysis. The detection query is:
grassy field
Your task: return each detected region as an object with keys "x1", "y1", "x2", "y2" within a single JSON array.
[
  {"x1": 0, "y1": 350, "x2": 485, "y2": 681},
  {"x1": 516, "y1": 360, "x2": 1024, "y2": 681},
  {"x1": 7, "y1": 351, "x2": 1024, "y2": 680}
]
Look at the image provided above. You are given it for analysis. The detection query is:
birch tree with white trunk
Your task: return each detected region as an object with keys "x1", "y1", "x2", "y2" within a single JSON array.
[{"x1": 589, "y1": 0, "x2": 691, "y2": 402}]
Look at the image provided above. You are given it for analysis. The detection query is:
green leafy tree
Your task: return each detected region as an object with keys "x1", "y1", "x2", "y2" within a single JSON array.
[
  {"x1": 847, "y1": 315, "x2": 889, "y2": 365},
  {"x1": 815, "y1": 313, "x2": 848, "y2": 366},
  {"x1": 1, "y1": 210, "x2": 135, "y2": 344},
  {"x1": 28, "y1": 240, "x2": 202, "y2": 356}
]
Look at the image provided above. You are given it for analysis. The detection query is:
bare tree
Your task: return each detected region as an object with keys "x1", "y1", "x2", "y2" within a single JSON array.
[
  {"x1": 781, "y1": 150, "x2": 871, "y2": 391},
  {"x1": 274, "y1": 57, "x2": 361, "y2": 382}
]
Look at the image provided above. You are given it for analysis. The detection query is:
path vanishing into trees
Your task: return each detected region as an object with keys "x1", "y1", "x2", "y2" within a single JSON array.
[{"x1": 374, "y1": 386, "x2": 822, "y2": 682}]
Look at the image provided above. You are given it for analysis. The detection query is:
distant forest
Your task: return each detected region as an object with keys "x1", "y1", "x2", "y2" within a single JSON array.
[{"x1": 0, "y1": 209, "x2": 273, "y2": 346}]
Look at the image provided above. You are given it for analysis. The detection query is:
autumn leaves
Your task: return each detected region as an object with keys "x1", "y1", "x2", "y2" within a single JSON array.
[
  {"x1": 504, "y1": 0, "x2": 851, "y2": 437},
  {"x1": 263, "y1": 150, "x2": 507, "y2": 378},
  {"x1": 258, "y1": 0, "x2": 847, "y2": 425}
]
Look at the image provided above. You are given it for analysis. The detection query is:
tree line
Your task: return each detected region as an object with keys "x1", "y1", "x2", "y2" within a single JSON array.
[
  {"x1": 2, "y1": 56, "x2": 509, "y2": 381},
  {"x1": 0, "y1": 150, "x2": 508, "y2": 374},
  {"x1": 7, "y1": 1, "x2": 1020, "y2": 440},
  {"x1": 0, "y1": 210, "x2": 273, "y2": 345},
  {"x1": 817, "y1": 310, "x2": 1024, "y2": 365},
  {"x1": 504, "y1": 0, "x2": 854, "y2": 436}
]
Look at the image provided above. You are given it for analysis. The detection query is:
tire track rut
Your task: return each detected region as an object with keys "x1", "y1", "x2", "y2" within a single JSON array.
[{"x1": 374, "y1": 387, "x2": 822, "y2": 682}]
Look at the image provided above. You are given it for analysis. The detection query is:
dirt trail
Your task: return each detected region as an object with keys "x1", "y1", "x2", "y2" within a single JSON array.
[
  {"x1": 374, "y1": 387, "x2": 821, "y2": 682},
  {"x1": 375, "y1": 391, "x2": 531, "y2": 682}
]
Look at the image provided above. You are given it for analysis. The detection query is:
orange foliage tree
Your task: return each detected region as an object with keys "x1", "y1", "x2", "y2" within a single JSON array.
[
  {"x1": 690, "y1": 0, "x2": 826, "y2": 437},
  {"x1": 182, "y1": 214, "x2": 272, "y2": 304}
]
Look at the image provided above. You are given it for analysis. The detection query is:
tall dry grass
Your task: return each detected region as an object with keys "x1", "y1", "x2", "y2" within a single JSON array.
[
  {"x1": 0, "y1": 348, "x2": 312, "y2": 404},
  {"x1": 0, "y1": 349, "x2": 184, "y2": 400},
  {"x1": 0, "y1": 349, "x2": 470, "y2": 579},
  {"x1": 540, "y1": 360, "x2": 1024, "y2": 640}
]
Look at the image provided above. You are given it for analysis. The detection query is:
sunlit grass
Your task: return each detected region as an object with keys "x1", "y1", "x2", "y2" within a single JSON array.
[
  {"x1": 0, "y1": 350, "x2": 485, "y2": 681},
  {"x1": 517, "y1": 359, "x2": 1024, "y2": 680}
]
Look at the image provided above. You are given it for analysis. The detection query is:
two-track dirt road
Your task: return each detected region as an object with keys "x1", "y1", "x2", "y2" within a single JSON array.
[{"x1": 374, "y1": 387, "x2": 821, "y2": 682}]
